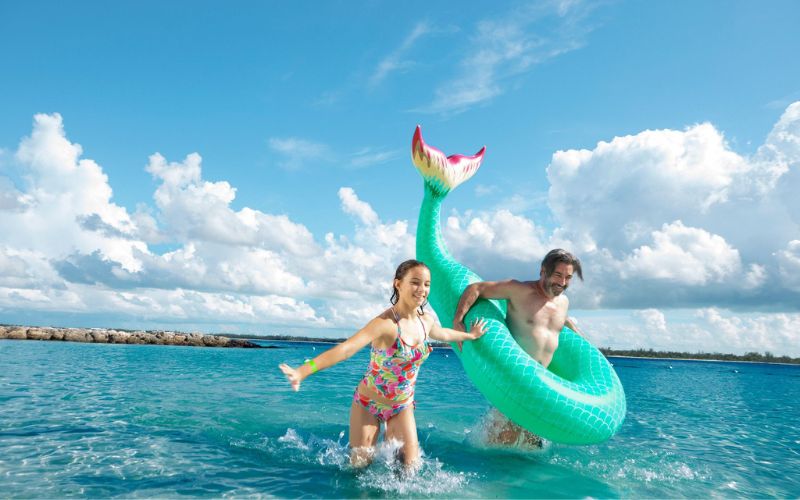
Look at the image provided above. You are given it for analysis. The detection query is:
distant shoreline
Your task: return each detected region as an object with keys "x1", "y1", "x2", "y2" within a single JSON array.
[
  {"x1": 607, "y1": 355, "x2": 799, "y2": 366},
  {"x1": 0, "y1": 324, "x2": 263, "y2": 349},
  {"x1": 244, "y1": 335, "x2": 800, "y2": 365},
  {"x1": 3, "y1": 324, "x2": 797, "y2": 365}
]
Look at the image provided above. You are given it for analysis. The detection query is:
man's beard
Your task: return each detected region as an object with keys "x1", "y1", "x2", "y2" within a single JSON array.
[{"x1": 545, "y1": 281, "x2": 568, "y2": 296}]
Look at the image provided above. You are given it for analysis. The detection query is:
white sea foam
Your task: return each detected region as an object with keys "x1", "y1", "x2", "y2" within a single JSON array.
[
  {"x1": 355, "y1": 440, "x2": 473, "y2": 496},
  {"x1": 244, "y1": 428, "x2": 473, "y2": 495},
  {"x1": 233, "y1": 428, "x2": 351, "y2": 468},
  {"x1": 276, "y1": 428, "x2": 310, "y2": 451}
]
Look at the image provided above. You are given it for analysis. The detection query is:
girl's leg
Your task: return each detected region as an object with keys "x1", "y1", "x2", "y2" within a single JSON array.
[
  {"x1": 349, "y1": 399, "x2": 380, "y2": 468},
  {"x1": 385, "y1": 405, "x2": 419, "y2": 468}
]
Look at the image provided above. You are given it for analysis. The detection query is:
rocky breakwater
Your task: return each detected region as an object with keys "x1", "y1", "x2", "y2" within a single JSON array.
[{"x1": 0, "y1": 325, "x2": 263, "y2": 348}]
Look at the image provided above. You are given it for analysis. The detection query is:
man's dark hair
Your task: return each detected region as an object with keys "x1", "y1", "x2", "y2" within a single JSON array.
[{"x1": 541, "y1": 249, "x2": 583, "y2": 281}]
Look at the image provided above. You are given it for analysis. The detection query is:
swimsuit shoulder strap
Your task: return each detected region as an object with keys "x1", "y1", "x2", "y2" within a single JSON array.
[
  {"x1": 390, "y1": 307, "x2": 402, "y2": 340},
  {"x1": 417, "y1": 313, "x2": 428, "y2": 341}
]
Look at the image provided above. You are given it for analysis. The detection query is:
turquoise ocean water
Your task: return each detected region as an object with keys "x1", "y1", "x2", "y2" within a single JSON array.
[{"x1": 1, "y1": 338, "x2": 799, "y2": 498}]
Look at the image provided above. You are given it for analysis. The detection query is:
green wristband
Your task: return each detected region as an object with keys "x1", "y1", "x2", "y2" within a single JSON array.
[{"x1": 304, "y1": 359, "x2": 318, "y2": 374}]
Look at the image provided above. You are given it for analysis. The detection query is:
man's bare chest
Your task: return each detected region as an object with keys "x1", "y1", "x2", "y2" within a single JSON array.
[{"x1": 510, "y1": 296, "x2": 564, "y2": 328}]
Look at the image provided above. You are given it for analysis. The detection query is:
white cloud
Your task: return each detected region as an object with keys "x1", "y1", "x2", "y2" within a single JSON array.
[
  {"x1": 0, "y1": 177, "x2": 31, "y2": 211},
  {"x1": 369, "y1": 22, "x2": 431, "y2": 88},
  {"x1": 777, "y1": 240, "x2": 800, "y2": 292},
  {"x1": 422, "y1": 2, "x2": 595, "y2": 114},
  {"x1": 474, "y1": 184, "x2": 499, "y2": 197},
  {"x1": 267, "y1": 137, "x2": 400, "y2": 171},
  {"x1": 348, "y1": 148, "x2": 401, "y2": 169},
  {"x1": 0, "y1": 114, "x2": 418, "y2": 332},
  {"x1": 267, "y1": 137, "x2": 333, "y2": 170},
  {"x1": 743, "y1": 264, "x2": 767, "y2": 289},
  {"x1": 0, "y1": 246, "x2": 61, "y2": 289},
  {"x1": 2, "y1": 113, "x2": 146, "y2": 272},
  {"x1": 766, "y1": 90, "x2": 800, "y2": 111},
  {"x1": 145, "y1": 153, "x2": 319, "y2": 256},
  {"x1": 634, "y1": 308, "x2": 668, "y2": 332},
  {"x1": 338, "y1": 187, "x2": 379, "y2": 226},
  {"x1": 548, "y1": 123, "x2": 750, "y2": 251},
  {"x1": 693, "y1": 308, "x2": 800, "y2": 357},
  {"x1": 582, "y1": 308, "x2": 800, "y2": 357},
  {"x1": 760, "y1": 101, "x2": 800, "y2": 164},
  {"x1": 622, "y1": 221, "x2": 742, "y2": 285},
  {"x1": 762, "y1": 102, "x2": 800, "y2": 226},
  {"x1": 443, "y1": 209, "x2": 549, "y2": 279},
  {"x1": 544, "y1": 102, "x2": 800, "y2": 308},
  {"x1": 0, "y1": 283, "x2": 327, "y2": 328}
]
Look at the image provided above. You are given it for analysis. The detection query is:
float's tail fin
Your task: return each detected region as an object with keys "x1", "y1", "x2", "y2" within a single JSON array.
[{"x1": 411, "y1": 125, "x2": 485, "y2": 197}]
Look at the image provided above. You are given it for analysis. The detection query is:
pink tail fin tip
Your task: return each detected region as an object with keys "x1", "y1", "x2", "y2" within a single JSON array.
[{"x1": 411, "y1": 126, "x2": 485, "y2": 195}]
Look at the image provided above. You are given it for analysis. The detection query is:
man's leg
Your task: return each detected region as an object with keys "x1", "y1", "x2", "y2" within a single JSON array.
[{"x1": 486, "y1": 408, "x2": 542, "y2": 448}]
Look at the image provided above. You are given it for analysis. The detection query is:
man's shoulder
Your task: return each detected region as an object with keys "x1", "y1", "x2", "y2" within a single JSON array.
[
  {"x1": 507, "y1": 279, "x2": 537, "y2": 290},
  {"x1": 499, "y1": 279, "x2": 537, "y2": 295},
  {"x1": 491, "y1": 278, "x2": 533, "y2": 287},
  {"x1": 473, "y1": 279, "x2": 531, "y2": 300}
]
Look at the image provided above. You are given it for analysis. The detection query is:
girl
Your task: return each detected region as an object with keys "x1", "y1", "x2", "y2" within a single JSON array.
[{"x1": 279, "y1": 259, "x2": 486, "y2": 468}]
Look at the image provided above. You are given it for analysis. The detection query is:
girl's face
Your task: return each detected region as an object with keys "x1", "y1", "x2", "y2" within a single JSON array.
[{"x1": 395, "y1": 266, "x2": 431, "y2": 307}]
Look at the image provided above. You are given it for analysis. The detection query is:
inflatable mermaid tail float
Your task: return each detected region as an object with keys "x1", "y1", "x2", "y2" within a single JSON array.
[{"x1": 411, "y1": 126, "x2": 626, "y2": 445}]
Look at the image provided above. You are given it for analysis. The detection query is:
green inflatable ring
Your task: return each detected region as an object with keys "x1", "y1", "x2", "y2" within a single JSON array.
[{"x1": 411, "y1": 126, "x2": 626, "y2": 445}]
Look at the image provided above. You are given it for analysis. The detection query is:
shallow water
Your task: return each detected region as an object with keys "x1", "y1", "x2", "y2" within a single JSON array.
[{"x1": 1, "y1": 339, "x2": 799, "y2": 498}]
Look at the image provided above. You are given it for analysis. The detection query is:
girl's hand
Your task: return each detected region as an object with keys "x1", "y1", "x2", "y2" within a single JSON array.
[
  {"x1": 279, "y1": 363, "x2": 302, "y2": 391},
  {"x1": 456, "y1": 318, "x2": 489, "y2": 351},
  {"x1": 469, "y1": 318, "x2": 488, "y2": 340}
]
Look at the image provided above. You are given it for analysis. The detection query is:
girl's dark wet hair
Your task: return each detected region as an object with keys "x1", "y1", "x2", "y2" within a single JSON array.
[
  {"x1": 390, "y1": 259, "x2": 430, "y2": 313},
  {"x1": 541, "y1": 249, "x2": 583, "y2": 281}
]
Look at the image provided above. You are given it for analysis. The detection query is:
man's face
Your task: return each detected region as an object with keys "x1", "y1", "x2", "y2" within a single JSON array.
[{"x1": 541, "y1": 263, "x2": 574, "y2": 297}]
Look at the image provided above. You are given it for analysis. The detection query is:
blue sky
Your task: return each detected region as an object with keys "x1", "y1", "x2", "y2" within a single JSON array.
[{"x1": 1, "y1": 1, "x2": 799, "y2": 355}]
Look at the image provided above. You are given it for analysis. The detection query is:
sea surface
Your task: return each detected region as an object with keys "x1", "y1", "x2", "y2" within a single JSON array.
[{"x1": 1, "y1": 338, "x2": 799, "y2": 498}]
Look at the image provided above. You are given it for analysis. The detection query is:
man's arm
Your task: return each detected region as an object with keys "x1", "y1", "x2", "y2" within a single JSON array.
[
  {"x1": 564, "y1": 316, "x2": 587, "y2": 340},
  {"x1": 452, "y1": 280, "x2": 520, "y2": 331}
]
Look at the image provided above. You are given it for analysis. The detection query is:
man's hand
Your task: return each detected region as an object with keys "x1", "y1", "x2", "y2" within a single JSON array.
[
  {"x1": 565, "y1": 317, "x2": 588, "y2": 340},
  {"x1": 453, "y1": 316, "x2": 466, "y2": 352},
  {"x1": 453, "y1": 283, "x2": 482, "y2": 333}
]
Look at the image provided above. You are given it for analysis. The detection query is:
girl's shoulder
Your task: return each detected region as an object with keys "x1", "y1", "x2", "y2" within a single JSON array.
[
  {"x1": 365, "y1": 308, "x2": 399, "y2": 334},
  {"x1": 363, "y1": 309, "x2": 400, "y2": 348},
  {"x1": 376, "y1": 307, "x2": 398, "y2": 324}
]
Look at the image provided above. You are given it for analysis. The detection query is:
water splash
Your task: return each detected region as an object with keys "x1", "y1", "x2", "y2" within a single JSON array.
[
  {"x1": 231, "y1": 428, "x2": 350, "y2": 468},
  {"x1": 237, "y1": 429, "x2": 474, "y2": 495},
  {"x1": 356, "y1": 439, "x2": 474, "y2": 496},
  {"x1": 463, "y1": 410, "x2": 552, "y2": 455}
]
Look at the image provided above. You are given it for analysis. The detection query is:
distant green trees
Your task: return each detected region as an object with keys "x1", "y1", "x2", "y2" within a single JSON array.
[{"x1": 598, "y1": 347, "x2": 799, "y2": 364}]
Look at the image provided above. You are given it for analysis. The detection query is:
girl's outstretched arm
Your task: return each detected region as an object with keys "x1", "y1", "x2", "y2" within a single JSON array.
[
  {"x1": 279, "y1": 317, "x2": 387, "y2": 391},
  {"x1": 428, "y1": 318, "x2": 488, "y2": 343}
]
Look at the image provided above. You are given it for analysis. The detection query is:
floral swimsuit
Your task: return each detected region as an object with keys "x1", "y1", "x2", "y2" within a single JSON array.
[{"x1": 353, "y1": 309, "x2": 432, "y2": 422}]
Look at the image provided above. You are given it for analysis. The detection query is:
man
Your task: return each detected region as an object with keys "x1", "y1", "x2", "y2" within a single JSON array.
[{"x1": 452, "y1": 248, "x2": 583, "y2": 446}]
